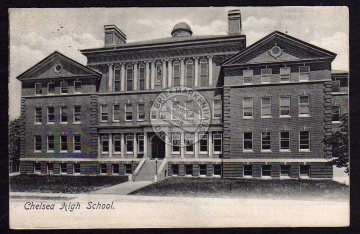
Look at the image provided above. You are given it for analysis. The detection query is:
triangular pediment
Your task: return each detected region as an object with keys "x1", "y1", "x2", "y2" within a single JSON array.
[
  {"x1": 222, "y1": 31, "x2": 336, "y2": 66},
  {"x1": 17, "y1": 51, "x2": 101, "y2": 81}
]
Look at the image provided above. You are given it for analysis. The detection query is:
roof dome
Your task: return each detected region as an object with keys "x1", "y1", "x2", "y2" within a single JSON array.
[{"x1": 171, "y1": 22, "x2": 193, "y2": 37}]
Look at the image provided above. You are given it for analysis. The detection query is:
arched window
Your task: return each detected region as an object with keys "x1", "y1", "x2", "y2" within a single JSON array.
[
  {"x1": 200, "y1": 59, "x2": 208, "y2": 87},
  {"x1": 186, "y1": 60, "x2": 194, "y2": 87},
  {"x1": 173, "y1": 61, "x2": 180, "y2": 86},
  {"x1": 139, "y1": 63, "x2": 145, "y2": 90},
  {"x1": 114, "y1": 66, "x2": 121, "y2": 92},
  {"x1": 126, "y1": 64, "x2": 133, "y2": 91},
  {"x1": 156, "y1": 62, "x2": 162, "y2": 86}
]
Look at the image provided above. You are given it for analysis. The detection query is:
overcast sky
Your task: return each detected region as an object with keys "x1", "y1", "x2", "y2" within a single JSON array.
[{"x1": 9, "y1": 7, "x2": 349, "y2": 120}]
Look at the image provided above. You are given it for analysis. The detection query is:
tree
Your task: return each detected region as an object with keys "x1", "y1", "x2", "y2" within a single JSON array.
[
  {"x1": 323, "y1": 113, "x2": 349, "y2": 174},
  {"x1": 9, "y1": 118, "x2": 21, "y2": 172}
]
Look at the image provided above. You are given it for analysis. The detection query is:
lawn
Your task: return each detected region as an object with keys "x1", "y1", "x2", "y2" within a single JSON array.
[
  {"x1": 10, "y1": 174, "x2": 128, "y2": 194},
  {"x1": 129, "y1": 177, "x2": 349, "y2": 201}
]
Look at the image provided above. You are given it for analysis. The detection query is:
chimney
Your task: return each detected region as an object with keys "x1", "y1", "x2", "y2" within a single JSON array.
[
  {"x1": 104, "y1": 25, "x2": 126, "y2": 46},
  {"x1": 228, "y1": 9, "x2": 242, "y2": 35}
]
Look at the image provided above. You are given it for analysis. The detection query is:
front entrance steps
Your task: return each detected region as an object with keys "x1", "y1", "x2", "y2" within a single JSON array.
[{"x1": 134, "y1": 159, "x2": 157, "y2": 181}]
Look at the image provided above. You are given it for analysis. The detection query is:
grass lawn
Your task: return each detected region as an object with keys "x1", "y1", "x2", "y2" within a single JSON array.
[
  {"x1": 130, "y1": 177, "x2": 349, "y2": 201},
  {"x1": 10, "y1": 174, "x2": 128, "y2": 194}
]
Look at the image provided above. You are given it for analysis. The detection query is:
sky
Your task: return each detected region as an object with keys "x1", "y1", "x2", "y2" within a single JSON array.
[{"x1": 9, "y1": 7, "x2": 349, "y2": 120}]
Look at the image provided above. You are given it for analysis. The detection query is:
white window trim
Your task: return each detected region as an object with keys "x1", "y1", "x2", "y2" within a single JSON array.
[
  {"x1": 299, "y1": 66, "x2": 310, "y2": 81},
  {"x1": 35, "y1": 83, "x2": 42, "y2": 95},
  {"x1": 125, "y1": 135, "x2": 134, "y2": 154},
  {"x1": 47, "y1": 107, "x2": 54, "y2": 124},
  {"x1": 99, "y1": 164, "x2": 107, "y2": 174},
  {"x1": 60, "y1": 164, "x2": 68, "y2": 175},
  {"x1": 47, "y1": 82, "x2": 55, "y2": 95},
  {"x1": 73, "y1": 164, "x2": 81, "y2": 174},
  {"x1": 199, "y1": 134, "x2": 208, "y2": 154},
  {"x1": 150, "y1": 111, "x2": 157, "y2": 120},
  {"x1": 332, "y1": 105, "x2": 341, "y2": 123},
  {"x1": 261, "y1": 165, "x2": 272, "y2": 177},
  {"x1": 299, "y1": 131, "x2": 311, "y2": 152},
  {"x1": 212, "y1": 99, "x2": 222, "y2": 119},
  {"x1": 243, "y1": 132, "x2": 253, "y2": 152},
  {"x1": 60, "y1": 106, "x2": 68, "y2": 124},
  {"x1": 60, "y1": 135, "x2": 68, "y2": 153},
  {"x1": 299, "y1": 95, "x2": 310, "y2": 117},
  {"x1": 138, "y1": 63, "x2": 146, "y2": 91},
  {"x1": 73, "y1": 105, "x2": 81, "y2": 124},
  {"x1": 73, "y1": 135, "x2": 81, "y2": 153},
  {"x1": 213, "y1": 133, "x2": 222, "y2": 154},
  {"x1": 74, "y1": 81, "x2": 82, "y2": 93},
  {"x1": 60, "y1": 81, "x2": 68, "y2": 94},
  {"x1": 137, "y1": 103, "x2": 145, "y2": 121},
  {"x1": 100, "y1": 104, "x2": 108, "y2": 122},
  {"x1": 126, "y1": 65, "x2": 134, "y2": 91},
  {"x1": 279, "y1": 131, "x2": 291, "y2": 152},
  {"x1": 261, "y1": 97, "x2": 272, "y2": 118},
  {"x1": 261, "y1": 68, "x2": 272, "y2": 84},
  {"x1": 34, "y1": 136, "x2": 41, "y2": 153},
  {"x1": 101, "y1": 135, "x2": 109, "y2": 154},
  {"x1": 47, "y1": 135, "x2": 54, "y2": 153},
  {"x1": 34, "y1": 107, "x2": 42, "y2": 125},
  {"x1": 280, "y1": 67, "x2": 291, "y2": 83},
  {"x1": 185, "y1": 60, "x2": 194, "y2": 87},
  {"x1": 112, "y1": 134, "x2": 121, "y2": 154},
  {"x1": 279, "y1": 96, "x2": 291, "y2": 118},
  {"x1": 243, "y1": 97, "x2": 254, "y2": 119},
  {"x1": 125, "y1": 104, "x2": 133, "y2": 122},
  {"x1": 138, "y1": 135, "x2": 144, "y2": 153},
  {"x1": 112, "y1": 104, "x2": 120, "y2": 122},
  {"x1": 261, "y1": 132, "x2": 272, "y2": 152},
  {"x1": 185, "y1": 133, "x2": 194, "y2": 154},
  {"x1": 243, "y1": 69, "x2": 253, "y2": 85},
  {"x1": 172, "y1": 133, "x2": 181, "y2": 154}
]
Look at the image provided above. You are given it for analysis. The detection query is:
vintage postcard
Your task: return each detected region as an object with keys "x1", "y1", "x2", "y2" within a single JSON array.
[{"x1": 8, "y1": 7, "x2": 349, "y2": 228}]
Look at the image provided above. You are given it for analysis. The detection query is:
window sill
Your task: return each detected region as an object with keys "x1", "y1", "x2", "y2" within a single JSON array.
[
  {"x1": 172, "y1": 152, "x2": 180, "y2": 154},
  {"x1": 47, "y1": 151, "x2": 54, "y2": 153},
  {"x1": 242, "y1": 117, "x2": 254, "y2": 120},
  {"x1": 73, "y1": 151, "x2": 81, "y2": 153},
  {"x1": 279, "y1": 116, "x2": 291, "y2": 118},
  {"x1": 113, "y1": 152, "x2": 121, "y2": 154},
  {"x1": 243, "y1": 83, "x2": 253, "y2": 85},
  {"x1": 280, "y1": 150, "x2": 291, "y2": 152},
  {"x1": 101, "y1": 152, "x2": 109, "y2": 155},
  {"x1": 34, "y1": 123, "x2": 42, "y2": 125},
  {"x1": 112, "y1": 120, "x2": 120, "y2": 123},
  {"x1": 34, "y1": 151, "x2": 42, "y2": 153},
  {"x1": 299, "y1": 149, "x2": 311, "y2": 152},
  {"x1": 125, "y1": 120, "x2": 133, "y2": 122},
  {"x1": 185, "y1": 152, "x2": 195, "y2": 154},
  {"x1": 261, "y1": 150, "x2": 272, "y2": 153},
  {"x1": 243, "y1": 150, "x2": 253, "y2": 152},
  {"x1": 299, "y1": 115, "x2": 311, "y2": 118},
  {"x1": 100, "y1": 121, "x2": 108, "y2": 123},
  {"x1": 125, "y1": 152, "x2": 134, "y2": 154},
  {"x1": 137, "y1": 119, "x2": 145, "y2": 122},
  {"x1": 60, "y1": 122, "x2": 68, "y2": 124},
  {"x1": 46, "y1": 123, "x2": 55, "y2": 125},
  {"x1": 73, "y1": 122, "x2": 81, "y2": 124},
  {"x1": 279, "y1": 81, "x2": 290, "y2": 83},
  {"x1": 332, "y1": 121, "x2": 341, "y2": 123},
  {"x1": 213, "y1": 151, "x2": 222, "y2": 154},
  {"x1": 60, "y1": 151, "x2": 68, "y2": 153},
  {"x1": 199, "y1": 152, "x2": 208, "y2": 155},
  {"x1": 261, "y1": 116, "x2": 272, "y2": 119}
]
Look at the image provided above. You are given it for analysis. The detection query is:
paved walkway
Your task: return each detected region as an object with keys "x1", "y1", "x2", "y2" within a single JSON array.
[{"x1": 90, "y1": 181, "x2": 153, "y2": 195}]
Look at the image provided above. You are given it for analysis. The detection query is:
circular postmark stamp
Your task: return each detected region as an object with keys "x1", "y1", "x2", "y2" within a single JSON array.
[{"x1": 150, "y1": 86, "x2": 211, "y2": 146}]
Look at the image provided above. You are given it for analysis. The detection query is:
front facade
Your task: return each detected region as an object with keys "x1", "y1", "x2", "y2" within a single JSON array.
[{"x1": 17, "y1": 10, "x2": 341, "y2": 179}]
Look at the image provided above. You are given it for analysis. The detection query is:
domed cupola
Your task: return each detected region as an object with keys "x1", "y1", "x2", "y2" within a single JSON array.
[{"x1": 171, "y1": 22, "x2": 193, "y2": 37}]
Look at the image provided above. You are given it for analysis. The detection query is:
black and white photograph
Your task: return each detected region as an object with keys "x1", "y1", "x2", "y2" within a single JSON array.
[{"x1": 8, "y1": 7, "x2": 349, "y2": 228}]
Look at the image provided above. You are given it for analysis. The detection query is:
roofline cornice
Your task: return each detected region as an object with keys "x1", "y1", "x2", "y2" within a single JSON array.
[{"x1": 18, "y1": 74, "x2": 101, "y2": 82}]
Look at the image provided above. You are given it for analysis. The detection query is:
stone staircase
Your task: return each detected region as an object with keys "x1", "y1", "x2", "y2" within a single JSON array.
[{"x1": 134, "y1": 159, "x2": 157, "y2": 181}]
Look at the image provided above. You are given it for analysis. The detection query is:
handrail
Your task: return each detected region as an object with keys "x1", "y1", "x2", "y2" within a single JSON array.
[
  {"x1": 154, "y1": 158, "x2": 168, "y2": 182},
  {"x1": 132, "y1": 158, "x2": 147, "y2": 181}
]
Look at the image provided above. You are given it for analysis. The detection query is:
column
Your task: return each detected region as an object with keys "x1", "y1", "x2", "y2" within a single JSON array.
[
  {"x1": 133, "y1": 62, "x2": 138, "y2": 91},
  {"x1": 151, "y1": 61, "x2": 155, "y2": 89},
  {"x1": 208, "y1": 132, "x2": 213, "y2": 158},
  {"x1": 108, "y1": 64, "x2": 113, "y2": 92},
  {"x1": 143, "y1": 133, "x2": 148, "y2": 158},
  {"x1": 180, "y1": 132, "x2": 185, "y2": 159},
  {"x1": 194, "y1": 133, "x2": 199, "y2": 158},
  {"x1": 180, "y1": 59, "x2": 185, "y2": 86},
  {"x1": 121, "y1": 133, "x2": 125, "y2": 158},
  {"x1": 208, "y1": 56, "x2": 213, "y2": 87},
  {"x1": 162, "y1": 60, "x2": 167, "y2": 89},
  {"x1": 120, "y1": 63, "x2": 125, "y2": 91},
  {"x1": 145, "y1": 62, "x2": 150, "y2": 90},
  {"x1": 133, "y1": 133, "x2": 138, "y2": 158},
  {"x1": 167, "y1": 60, "x2": 172, "y2": 88},
  {"x1": 98, "y1": 135, "x2": 101, "y2": 157},
  {"x1": 194, "y1": 57, "x2": 199, "y2": 88},
  {"x1": 108, "y1": 134, "x2": 113, "y2": 158},
  {"x1": 165, "y1": 134, "x2": 170, "y2": 158}
]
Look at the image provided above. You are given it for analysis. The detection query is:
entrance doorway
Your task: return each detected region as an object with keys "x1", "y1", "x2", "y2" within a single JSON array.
[{"x1": 151, "y1": 135, "x2": 165, "y2": 159}]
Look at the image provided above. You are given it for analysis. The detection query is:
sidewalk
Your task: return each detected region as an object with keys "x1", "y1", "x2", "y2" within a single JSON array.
[{"x1": 90, "y1": 181, "x2": 153, "y2": 195}]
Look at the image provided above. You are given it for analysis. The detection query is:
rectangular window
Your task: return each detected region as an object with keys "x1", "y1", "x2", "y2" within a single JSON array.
[
  {"x1": 261, "y1": 97, "x2": 271, "y2": 117},
  {"x1": 112, "y1": 164, "x2": 119, "y2": 174},
  {"x1": 47, "y1": 135, "x2": 54, "y2": 152},
  {"x1": 126, "y1": 135, "x2": 134, "y2": 153},
  {"x1": 125, "y1": 104, "x2": 133, "y2": 121},
  {"x1": 100, "y1": 164, "x2": 107, "y2": 174},
  {"x1": 48, "y1": 82, "x2": 55, "y2": 94},
  {"x1": 113, "y1": 134, "x2": 121, "y2": 153},
  {"x1": 100, "y1": 104, "x2": 108, "y2": 122},
  {"x1": 261, "y1": 132, "x2": 271, "y2": 151},
  {"x1": 61, "y1": 163, "x2": 67, "y2": 174},
  {"x1": 200, "y1": 59, "x2": 208, "y2": 87},
  {"x1": 243, "y1": 97, "x2": 253, "y2": 118},
  {"x1": 47, "y1": 107, "x2": 54, "y2": 123},
  {"x1": 138, "y1": 104, "x2": 145, "y2": 121},
  {"x1": 60, "y1": 135, "x2": 68, "y2": 152},
  {"x1": 35, "y1": 108, "x2": 42, "y2": 124},
  {"x1": 199, "y1": 165, "x2": 207, "y2": 175},
  {"x1": 74, "y1": 81, "x2": 82, "y2": 93},
  {"x1": 101, "y1": 135, "x2": 109, "y2": 153},
  {"x1": 60, "y1": 107, "x2": 67, "y2": 123},
  {"x1": 185, "y1": 165, "x2": 193, "y2": 175},
  {"x1": 214, "y1": 165, "x2": 221, "y2": 175},
  {"x1": 185, "y1": 133, "x2": 194, "y2": 153},
  {"x1": 74, "y1": 135, "x2": 81, "y2": 152},
  {"x1": 125, "y1": 164, "x2": 132, "y2": 174},
  {"x1": 60, "y1": 81, "x2": 68, "y2": 94},
  {"x1": 280, "y1": 96, "x2": 290, "y2": 117},
  {"x1": 47, "y1": 163, "x2": 53, "y2": 173},
  {"x1": 172, "y1": 164, "x2": 179, "y2": 175},
  {"x1": 299, "y1": 66, "x2": 310, "y2": 81},
  {"x1": 185, "y1": 101, "x2": 195, "y2": 120},
  {"x1": 281, "y1": 165, "x2": 290, "y2": 177},
  {"x1": 113, "y1": 104, "x2": 120, "y2": 122},
  {"x1": 151, "y1": 111, "x2": 157, "y2": 120},
  {"x1": 280, "y1": 131, "x2": 290, "y2": 151},
  {"x1": 299, "y1": 131, "x2": 310, "y2": 151},
  {"x1": 262, "y1": 165, "x2": 271, "y2": 176},
  {"x1": 74, "y1": 164, "x2": 81, "y2": 174},
  {"x1": 34, "y1": 136, "x2": 41, "y2": 152},
  {"x1": 173, "y1": 61, "x2": 180, "y2": 86},
  {"x1": 139, "y1": 64, "x2": 145, "y2": 90},
  {"x1": 199, "y1": 134, "x2": 208, "y2": 153},
  {"x1": 213, "y1": 100, "x2": 222, "y2": 119},
  {"x1": 126, "y1": 66, "x2": 133, "y2": 91},
  {"x1": 138, "y1": 135, "x2": 144, "y2": 153},
  {"x1": 186, "y1": 60, "x2": 194, "y2": 87},
  {"x1": 332, "y1": 80, "x2": 340, "y2": 92},
  {"x1": 243, "y1": 165, "x2": 252, "y2": 176},
  {"x1": 172, "y1": 133, "x2": 180, "y2": 153},
  {"x1": 300, "y1": 165, "x2": 310, "y2": 177},
  {"x1": 261, "y1": 68, "x2": 272, "y2": 83},
  {"x1": 332, "y1": 105, "x2": 340, "y2": 122},
  {"x1": 114, "y1": 67, "x2": 121, "y2": 92},
  {"x1": 243, "y1": 132, "x2": 253, "y2": 151},
  {"x1": 213, "y1": 134, "x2": 222, "y2": 153},
  {"x1": 243, "y1": 69, "x2": 253, "y2": 84},
  {"x1": 299, "y1": 95, "x2": 310, "y2": 116},
  {"x1": 73, "y1": 106, "x2": 81, "y2": 123},
  {"x1": 280, "y1": 67, "x2": 291, "y2": 82},
  {"x1": 35, "y1": 83, "x2": 42, "y2": 95}
]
